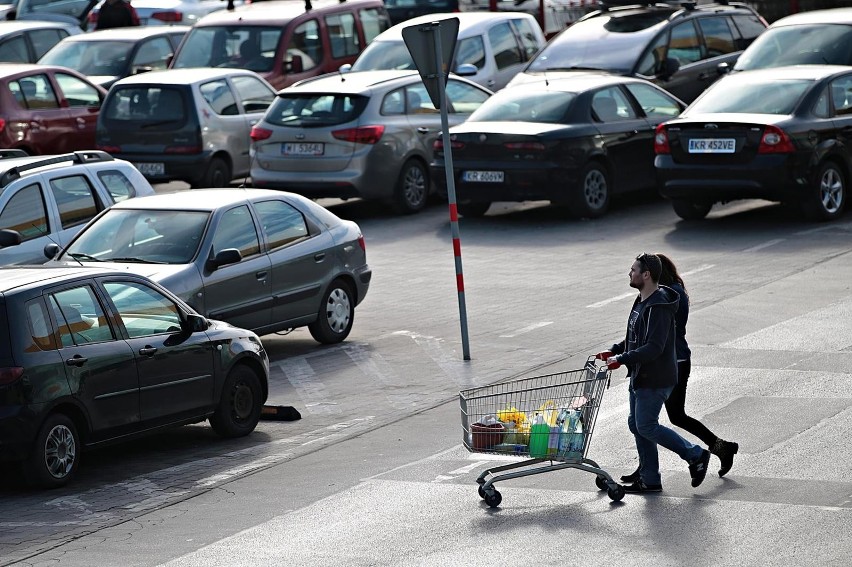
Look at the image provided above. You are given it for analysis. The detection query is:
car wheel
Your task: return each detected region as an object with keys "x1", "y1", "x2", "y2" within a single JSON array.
[
  {"x1": 571, "y1": 162, "x2": 610, "y2": 218},
  {"x1": 27, "y1": 413, "x2": 80, "y2": 489},
  {"x1": 802, "y1": 161, "x2": 846, "y2": 221},
  {"x1": 457, "y1": 202, "x2": 491, "y2": 218},
  {"x1": 392, "y1": 159, "x2": 430, "y2": 214},
  {"x1": 672, "y1": 199, "x2": 712, "y2": 220},
  {"x1": 196, "y1": 157, "x2": 232, "y2": 188},
  {"x1": 308, "y1": 279, "x2": 354, "y2": 344},
  {"x1": 210, "y1": 366, "x2": 263, "y2": 438}
]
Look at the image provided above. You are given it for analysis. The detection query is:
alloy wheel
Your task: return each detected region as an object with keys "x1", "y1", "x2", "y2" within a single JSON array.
[
  {"x1": 44, "y1": 424, "x2": 76, "y2": 480},
  {"x1": 403, "y1": 166, "x2": 427, "y2": 209},
  {"x1": 819, "y1": 167, "x2": 844, "y2": 214},
  {"x1": 584, "y1": 168, "x2": 608, "y2": 210}
]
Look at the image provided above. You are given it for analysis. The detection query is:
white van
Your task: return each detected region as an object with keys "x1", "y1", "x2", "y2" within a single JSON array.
[{"x1": 344, "y1": 11, "x2": 546, "y2": 91}]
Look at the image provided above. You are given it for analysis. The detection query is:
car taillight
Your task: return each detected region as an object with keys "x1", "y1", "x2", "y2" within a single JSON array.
[
  {"x1": 88, "y1": 12, "x2": 98, "y2": 24},
  {"x1": 0, "y1": 118, "x2": 5, "y2": 133},
  {"x1": 97, "y1": 144, "x2": 121, "y2": 153},
  {"x1": 332, "y1": 125, "x2": 384, "y2": 144},
  {"x1": 164, "y1": 145, "x2": 202, "y2": 154},
  {"x1": 0, "y1": 367, "x2": 23, "y2": 386},
  {"x1": 358, "y1": 235, "x2": 366, "y2": 252},
  {"x1": 504, "y1": 142, "x2": 545, "y2": 151},
  {"x1": 758, "y1": 125, "x2": 794, "y2": 154},
  {"x1": 433, "y1": 138, "x2": 464, "y2": 151},
  {"x1": 654, "y1": 123, "x2": 670, "y2": 154},
  {"x1": 151, "y1": 11, "x2": 182, "y2": 22},
  {"x1": 250, "y1": 126, "x2": 273, "y2": 142}
]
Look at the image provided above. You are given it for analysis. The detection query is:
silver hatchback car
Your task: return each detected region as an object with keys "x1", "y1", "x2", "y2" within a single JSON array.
[{"x1": 249, "y1": 70, "x2": 492, "y2": 213}]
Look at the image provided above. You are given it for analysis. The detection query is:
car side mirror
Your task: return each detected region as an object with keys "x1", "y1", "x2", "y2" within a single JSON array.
[
  {"x1": 288, "y1": 55, "x2": 304, "y2": 74},
  {"x1": 44, "y1": 242, "x2": 61, "y2": 259},
  {"x1": 717, "y1": 61, "x2": 730, "y2": 75},
  {"x1": 207, "y1": 248, "x2": 242, "y2": 271},
  {"x1": 659, "y1": 57, "x2": 680, "y2": 81},
  {"x1": 0, "y1": 229, "x2": 21, "y2": 248},
  {"x1": 339, "y1": 63, "x2": 352, "y2": 73},
  {"x1": 185, "y1": 313, "x2": 209, "y2": 333},
  {"x1": 454, "y1": 63, "x2": 477, "y2": 76}
]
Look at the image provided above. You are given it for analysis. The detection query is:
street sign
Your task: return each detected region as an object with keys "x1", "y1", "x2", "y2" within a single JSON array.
[{"x1": 401, "y1": 17, "x2": 459, "y2": 109}]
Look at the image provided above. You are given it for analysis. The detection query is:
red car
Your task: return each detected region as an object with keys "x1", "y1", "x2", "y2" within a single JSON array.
[{"x1": 0, "y1": 63, "x2": 107, "y2": 155}]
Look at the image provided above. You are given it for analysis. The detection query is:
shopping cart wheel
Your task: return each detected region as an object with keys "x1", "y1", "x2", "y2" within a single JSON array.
[
  {"x1": 478, "y1": 485, "x2": 487, "y2": 499},
  {"x1": 595, "y1": 476, "x2": 609, "y2": 491},
  {"x1": 607, "y1": 485, "x2": 625, "y2": 502},
  {"x1": 484, "y1": 490, "x2": 502, "y2": 508}
]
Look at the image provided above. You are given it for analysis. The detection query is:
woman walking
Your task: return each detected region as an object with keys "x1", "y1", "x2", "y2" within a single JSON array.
[{"x1": 622, "y1": 253, "x2": 739, "y2": 481}]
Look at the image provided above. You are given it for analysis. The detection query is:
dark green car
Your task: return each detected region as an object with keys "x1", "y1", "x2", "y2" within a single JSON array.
[{"x1": 0, "y1": 265, "x2": 269, "y2": 488}]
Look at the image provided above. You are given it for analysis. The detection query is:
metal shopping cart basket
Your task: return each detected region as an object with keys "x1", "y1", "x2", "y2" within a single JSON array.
[{"x1": 459, "y1": 356, "x2": 624, "y2": 507}]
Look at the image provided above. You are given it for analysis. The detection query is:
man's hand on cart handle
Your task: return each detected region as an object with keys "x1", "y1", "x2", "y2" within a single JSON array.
[
  {"x1": 595, "y1": 350, "x2": 613, "y2": 360},
  {"x1": 606, "y1": 356, "x2": 621, "y2": 370}
]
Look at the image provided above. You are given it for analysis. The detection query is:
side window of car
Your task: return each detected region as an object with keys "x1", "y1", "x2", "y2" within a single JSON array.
[
  {"x1": 511, "y1": 19, "x2": 541, "y2": 62},
  {"x1": 591, "y1": 87, "x2": 637, "y2": 122},
  {"x1": 17, "y1": 74, "x2": 59, "y2": 110},
  {"x1": 381, "y1": 88, "x2": 405, "y2": 115},
  {"x1": 26, "y1": 299, "x2": 58, "y2": 351},
  {"x1": 731, "y1": 14, "x2": 767, "y2": 45},
  {"x1": 0, "y1": 36, "x2": 28, "y2": 63},
  {"x1": 132, "y1": 37, "x2": 173, "y2": 71},
  {"x1": 289, "y1": 19, "x2": 322, "y2": 71},
  {"x1": 830, "y1": 76, "x2": 852, "y2": 116},
  {"x1": 49, "y1": 285, "x2": 114, "y2": 347},
  {"x1": 326, "y1": 12, "x2": 360, "y2": 58},
  {"x1": 102, "y1": 281, "x2": 182, "y2": 338},
  {"x1": 698, "y1": 17, "x2": 736, "y2": 58},
  {"x1": 49, "y1": 176, "x2": 102, "y2": 230},
  {"x1": 446, "y1": 80, "x2": 490, "y2": 115},
  {"x1": 231, "y1": 75, "x2": 275, "y2": 114},
  {"x1": 405, "y1": 84, "x2": 437, "y2": 114},
  {"x1": 359, "y1": 7, "x2": 389, "y2": 44},
  {"x1": 668, "y1": 21, "x2": 702, "y2": 66},
  {"x1": 454, "y1": 36, "x2": 486, "y2": 71},
  {"x1": 97, "y1": 169, "x2": 137, "y2": 202},
  {"x1": 254, "y1": 200, "x2": 309, "y2": 250},
  {"x1": 624, "y1": 83, "x2": 682, "y2": 119},
  {"x1": 488, "y1": 22, "x2": 522, "y2": 70},
  {"x1": 212, "y1": 205, "x2": 260, "y2": 259},
  {"x1": 29, "y1": 29, "x2": 65, "y2": 61},
  {"x1": 636, "y1": 33, "x2": 669, "y2": 77},
  {"x1": 813, "y1": 87, "x2": 829, "y2": 119},
  {"x1": 0, "y1": 183, "x2": 49, "y2": 242},
  {"x1": 55, "y1": 73, "x2": 101, "y2": 108},
  {"x1": 200, "y1": 79, "x2": 238, "y2": 116}
]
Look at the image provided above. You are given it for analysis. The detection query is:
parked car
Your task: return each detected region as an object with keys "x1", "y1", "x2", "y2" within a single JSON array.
[
  {"x1": 345, "y1": 11, "x2": 545, "y2": 91},
  {"x1": 383, "y1": 0, "x2": 459, "y2": 26},
  {"x1": 0, "y1": 20, "x2": 81, "y2": 63},
  {"x1": 4, "y1": 0, "x2": 93, "y2": 26},
  {"x1": 655, "y1": 65, "x2": 851, "y2": 222},
  {"x1": 732, "y1": 8, "x2": 852, "y2": 72},
  {"x1": 96, "y1": 68, "x2": 276, "y2": 187},
  {"x1": 0, "y1": 63, "x2": 106, "y2": 155},
  {"x1": 249, "y1": 70, "x2": 492, "y2": 213},
  {"x1": 87, "y1": 0, "x2": 240, "y2": 27},
  {"x1": 458, "y1": 0, "x2": 586, "y2": 38},
  {"x1": 39, "y1": 26, "x2": 190, "y2": 89},
  {"x1": 509, "y1": 1, "x2": 767, "y2": 103},
  {"x1": 0, "y1": 150, "x2": 155, "y2": 265},
  {"x1": 0, "y1": 264, "x2": 269, "y2": 487},
  {"x1": 169, "y1": 0, "x2": 391, "y2": 90},
  {"x1": 47, "y1": 188, "x2": 372, "y2": 343},
  {"x1": 431, "y1": 73, "x2": 685, "y2": 218}
]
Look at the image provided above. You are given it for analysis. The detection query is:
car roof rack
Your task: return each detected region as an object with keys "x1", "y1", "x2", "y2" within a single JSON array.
[{"x1": 0, "y1": 151, "x2": 115, "y2": 187}]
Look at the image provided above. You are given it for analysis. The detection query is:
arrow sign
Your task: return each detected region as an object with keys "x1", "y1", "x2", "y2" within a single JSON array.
[{"x1": 401, "y1": 17, "x2": 459, "y2": 109}]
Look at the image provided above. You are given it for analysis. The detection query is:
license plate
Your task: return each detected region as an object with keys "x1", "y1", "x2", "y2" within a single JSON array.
[
  {"x1": 133, "y1": 162, "x2": 165, "y2": 176},
  {"x1": 462, "y1": 170, "x2": 504, "y2": 183},
  {"x1": 688, "y1": 138, "x2": 736, "y2": 153},
  {"x1": 282, "y1": 143, "x2": 324, "y2": 156}
]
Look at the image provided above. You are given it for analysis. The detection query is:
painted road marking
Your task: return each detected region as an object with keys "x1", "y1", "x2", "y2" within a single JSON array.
[
  {"x1": 586, "y1": 292, "x2": 635, "y2": 309},
  {"x1": 742, "y1": 238, "x2": 785, "y2": 253},
  {"x1": 500, "y1": 321, "x2": 553, "y2": 338}
]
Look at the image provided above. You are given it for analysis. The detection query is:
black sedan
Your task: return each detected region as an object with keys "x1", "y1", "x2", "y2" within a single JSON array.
[
  {"x1": 656, "y1": 65, "x2": 851, "y2": 221},
  {"x1": 430, "y1": 74, "x2": 685, "y2": 218},
  {"x1": 0, "y1": 266, "x2": 269, "y2": 487}
]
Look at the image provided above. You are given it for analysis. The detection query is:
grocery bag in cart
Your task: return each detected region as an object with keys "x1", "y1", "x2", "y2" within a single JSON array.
[{"x1": 459, "y1": 356, "x2": 624, "y2": 507}]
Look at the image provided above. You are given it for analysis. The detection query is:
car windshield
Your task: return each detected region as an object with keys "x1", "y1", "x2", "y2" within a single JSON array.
[
  {"x1": 688, "y1": 78, "x2": 812, "y2": 115},
  {"x1": 351, "y1": 41, "x2": 415, "y2": 71},
  {"x1": 525, "y1": 13, "x2": 668, "y2": 73},
  {"x1": 172, "y1": 26, "x2": 281, "y2": 72},
  {"x1": 40, "y1": 41, "x2": 133, "y2": 76},
  {"x1": 265, "y1": 94, "x2": 369, "y2": 127},
  {"x1": 469, "y1": 90, "x2": 577, "y2": 123},
  {"x1": 64, "y1": 209, "x2": 210, "y2": 265},
  {"x1": 734, "y1": 24, "x2": 852, "y2": 70}
]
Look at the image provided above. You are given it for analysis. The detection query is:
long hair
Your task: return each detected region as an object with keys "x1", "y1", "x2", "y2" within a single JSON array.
[{"x1": 657, "y1": 253, "x2": 686, "y2": 295}]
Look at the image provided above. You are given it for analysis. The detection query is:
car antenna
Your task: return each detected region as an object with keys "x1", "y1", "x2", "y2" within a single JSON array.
[{"x1": 32, "y1": 223, "x2": 83, "y2": 266}]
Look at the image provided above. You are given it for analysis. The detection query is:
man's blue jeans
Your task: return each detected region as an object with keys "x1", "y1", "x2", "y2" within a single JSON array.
[{"x1": 628, "y1": 384, "x2": 703, "y2": 485}]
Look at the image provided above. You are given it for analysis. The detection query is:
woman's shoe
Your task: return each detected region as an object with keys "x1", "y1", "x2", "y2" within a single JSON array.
[
  {"x1": 620, "y1": 466, "x2": 641, "y2": 483},
  {"x1": 711, "y1": 438, "x2": 739, "y2": 477}
]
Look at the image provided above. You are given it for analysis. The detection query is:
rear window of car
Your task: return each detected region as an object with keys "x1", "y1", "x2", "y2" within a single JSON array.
[
  {"x1": 734, "y1": 24, "x2": 852, "y2": 70},
  {"x1": 102, "y1": 87, "x2": 188, "y2": 128},
  {"x1": 469, "y1": 90, "x2": 576, "y2": 123},
  {"x1": 689, "y1": 78, "x2": 812, "y2": 115},
  {"x1": 173, "y1": 26, "x2": 282, "y2": 71},
  {"x1": 264, "y1": 94, "x2": 369, "y2": 127}
]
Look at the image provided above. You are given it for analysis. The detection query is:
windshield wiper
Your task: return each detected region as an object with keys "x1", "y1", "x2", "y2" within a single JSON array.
[
  {"x1": 141, "y1": 120, "x2": 179, "y2": 129},
  {"x1": 69, "y1": 252, "x2": 102, "y2": 262},
  {"x1": 545, "y1": 66, "x2": 610, "y2": 72},
  {"x1": 105, "y1": 257, "x2": 167, "y2": 264}
]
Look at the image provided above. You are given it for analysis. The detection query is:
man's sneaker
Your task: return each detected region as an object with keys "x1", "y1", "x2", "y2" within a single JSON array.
[
  {"x1": 620, "y1": 466, "x2": 641, "y2": 483},
  {"x1": 621, "y1": 480, "x2": 662, "y2": 493},
  {"x1": 689, "y1": 449, "x2": 711, "y2": 487}
]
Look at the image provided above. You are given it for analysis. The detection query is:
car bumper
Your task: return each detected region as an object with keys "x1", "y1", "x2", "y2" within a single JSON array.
[
  {"x1": 655, "y1": 154, "x2": 811, "y2": 203},
  {"x1": 112, "y1": 152, "x2": 214, "y2": 184},
  {"x1": 353, "y1": 265, "x2": 372, "y2": 306},
  {"x1": 430, "y1": 161, "x2": 578, "y2": 203},
  {"x1": 0, "y1": 406, "x2": 36, "y2": 462}
]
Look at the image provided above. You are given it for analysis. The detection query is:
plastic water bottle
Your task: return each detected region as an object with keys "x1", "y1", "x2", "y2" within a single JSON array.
[{"x1": 529, "y1": 413, "x2": 550, "y2": 458}]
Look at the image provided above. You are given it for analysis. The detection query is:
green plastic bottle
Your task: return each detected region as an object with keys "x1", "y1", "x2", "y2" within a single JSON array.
[{"x1": 529, "y1": 413, "x2": 550, "y2": 458}]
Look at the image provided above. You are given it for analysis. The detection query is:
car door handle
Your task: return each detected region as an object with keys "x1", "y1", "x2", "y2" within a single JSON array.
[
  {"x1": 76, "y1": 117, "x2": 86, "y2": 126},
  {"x1": 255, "y1": 270, "x2": 268, "y2": 280},
  {"x1": 65, "y1": 355, "x2": 88, "y2": 367},
  {"x1": 314, "y1": 252, "x2": 326, "y2": 262},
  {"x1": 417, "y1": 127, "x2": 430, "y2": 134},
  {"x1": 139, "y1": 347, "x2": 157, "y2": 356}
]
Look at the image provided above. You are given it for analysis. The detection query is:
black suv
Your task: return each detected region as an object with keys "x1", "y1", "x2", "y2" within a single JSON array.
[
  {"x1": 510, "y1": 1, "x2": 768, "y2": 103},
  {"x1": 0, "y1": 266, "x2": 269, "y2": 488}
]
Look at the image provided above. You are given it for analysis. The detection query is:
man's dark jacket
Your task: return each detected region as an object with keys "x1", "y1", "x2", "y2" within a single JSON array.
[
  {"x1": 96, "y1": 0, "x2": 139, "y2": 30},
  {"x1": 610, "y1": 285, "x2": 679, "y2": 389}
]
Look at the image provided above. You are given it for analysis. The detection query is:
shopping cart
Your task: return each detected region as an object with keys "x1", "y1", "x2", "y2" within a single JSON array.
[{"x1": 459, "y1": 356, "x2": 625, "y2": 507}]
